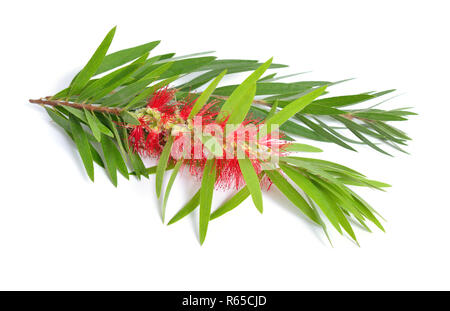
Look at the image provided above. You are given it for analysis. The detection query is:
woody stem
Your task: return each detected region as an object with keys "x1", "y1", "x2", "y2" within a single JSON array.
[{"x1": 29, "y1": 97, "x2": 124, "y2": 115}]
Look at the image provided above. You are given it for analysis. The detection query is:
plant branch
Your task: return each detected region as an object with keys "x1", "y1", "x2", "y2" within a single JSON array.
[{"x1": 29, "y1": 97, "x2": 124, "y2": 115}]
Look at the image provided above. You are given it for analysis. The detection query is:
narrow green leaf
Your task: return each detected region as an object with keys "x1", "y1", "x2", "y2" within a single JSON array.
[
  {"x1": 120, "y1": 111, "x2": 140, "y2": 125},
  {"x1": 46, "y1": 107, "x2": 104, "y2": 168},
  {"x1": 264, "y1": 86, "x2": 327, "y2": 132},
  {"x1": 314, "y1": 94, "x2": 374, "y2": 107},
  {"x1": 210, "y1": 187, "x2": 250, "y2": 220},
  {"x1": 333, "y1": 115, "x2": 385, "y2": 140},
  {"x1": 167, "y1": 190, "x2": 201, "y2": 225},
  {"x1": 374, "y1": 121, "x2": 411, "y2": 140},
  {"x1": 79, "y1": 53, "x2": 148, "y2": 101},
  {"x1": 308, "y1": 116, "x2": 364, "y2": 145},
  {"x1": 284, "y1": 143, "x2": 323, "y2": 153},
  {"x1": 124, "y1": 74, "x2": 180, "y2": 110},
  {"x1": 162, "y1": 160, "x2": 183, "y2": 223},
  {"x1": 258, "y1": 73, "x2": 277, "y2": 82},
  {"x1": 302, "y1": 104, "x2": 345, "y2": 115},
  {"x1": 217, "y1": 58, "x2": 273, "y2": 123},
  {"x1": 238, "y1": 158, "x2": 263, "y2": 213},
  {"x1": 100, "y1": 134, "x2": 118, "y2": 186},
  {"x1": 189, "y1": 69, "x2": 227, "y2": 118},
  {"x1": 266, "y1": 100, "x2": 278, "y2": 119},
  {"x1": 199, "y1": 159, "x2": 216, "y2": 245},
  {"x1": 69, "y1": 114, "x2": 94, "y2": 181},
  {"x1": 84, "y1": 109, "x2": 101, "y2": 142},
  {"x1": 201, "y1": 59, "x2": 286, "y2": 72},
  {"x1": 133, "y1": 56, "x2": 216, "y2": 80},
  {"x1": 214, "y1": 81, "x2": 328, "y2": 96},
  {"x1": 291, "y1": 157, "x2": 365, "y2": 177},
  {"x1": 264, "y1": 169, "x2": 319, "y2": 224},
  {"x1": 249, "y1": 106, "x2": 325, "y2": 141},
  {"x1": 96, "y1": 40, "x2": 160, "y2": 75},
  {"x1": 155, "y1": 51, "x2": 216, "y2": 64},
  {"x1": 69, "y1": 26, "x2": 116, "y2": 96},
  {"x1": 353, "y1": 111, "x2": 407, "y2": 121},
  {"x1": 120, "y1": 126, "x2": 147, "y2": 179},
  {"x1": 297, "y1": 115, "x2": 356, "y2": 151},
  {"x1": 61, "y1": 106, "x2": 113, "y2": 138},
  {"x1": 102, "y1": 62, "x2": 173, "y2": 107},
  {"x1": 155, "y1": 136, "x2": 174, "y2": 198},
  {"x1": 280, "y1": 163, "x2": 341, "y2": 233},
  {"x1": 348, "y1": 128, "x2": 392, "y2": 156}
]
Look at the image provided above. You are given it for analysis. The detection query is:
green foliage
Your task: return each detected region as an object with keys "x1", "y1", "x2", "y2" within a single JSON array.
[
  {"x1": 238, "y1": 158, "x2": 263, "y2": 213},
  {"x1": 34, "y1": 27, "x2": 415, "y2": 245},
  {"x1": 199, "y1": 159, "x2": 217, "y2": 245}
]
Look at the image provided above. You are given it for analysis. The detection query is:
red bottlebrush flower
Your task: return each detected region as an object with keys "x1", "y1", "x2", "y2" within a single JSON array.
[
  {"x1": 125, "y1": 86, "x2": 288, "y2": 190},
  {"x1": 147, "y1": 86, "x2": 177, "y2": 114},
  {"x1": 128, "y1": 117, "x2": 147, "y2": 153}
]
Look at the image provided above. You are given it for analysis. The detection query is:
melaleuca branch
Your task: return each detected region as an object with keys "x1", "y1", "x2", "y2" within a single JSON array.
[{"x1": 30, "y1": 26, "x2": 415, "y2": 245}]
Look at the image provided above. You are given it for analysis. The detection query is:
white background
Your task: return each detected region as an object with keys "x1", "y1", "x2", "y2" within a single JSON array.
[{"x1": 1, "y1": 0, "x2": 449, "y2": 290}]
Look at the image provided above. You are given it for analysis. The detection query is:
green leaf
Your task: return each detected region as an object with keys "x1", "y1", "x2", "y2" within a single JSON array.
[
  {"x1": 167, "y1": 190, "x2": 201, "y2": 225},
  {"x1": 374, "y1": 121, "x2": 411, "y2": 141},
  {"x1": 264, "y1": 86, "x2": 327, "y2": 132},
  {"x1": 100, "y1": 134, "x2": 118, "y2": 186},
  {"x1": 78, "y1": 53, "x2": 148, "y2": 101},
  {"x1": 217, "y1": 58, "x2": 273, "y2": 124},
  {"x1": 348, "y1": 127, "x2": 392, "y2": 156},
  {"x1": 128, "y1": 152, "x2": 148, "y2": 179},
  {"x1": 120, "y1": 111, "x2": 140, "y2": 125},
  {"x1": 120, "y1": 126, "x2": 147, "y2": 179},
  {"x1": 281, "y1": 157, "x2": 344, "y2": 185},
  {"x1": 266, "y1": 100, "x2": 278, "y2": 119},
  {"x1": 84, "y1": 109, "x2": 101, "y2": 142},
  {"x1": 258, "y1": 73, "x2": 277, "y2": 82},
  {"x1": 311, "y1": 181, "x2": 359, "y2": 243},
  {"x1": 308, "y1": 116, "x2": 364, "y2": 145},
  {"x1": 314, "y1": 94, "x2": 374, "y2": 107},
  {"x1": 102, "y1": 62, "x2": 173, "y2": 107},
  {"x1": 199, "y1": 159, "x2": 216, "y2": 245},
  {"x1": 155, "y1": 136, "x2": 174, "y2": 198},
  {"x1": 302, "y1": 104, "x2": 345, "y2": 115},
  {"x1": 46, "y1": 107, "x2": 104, "y2": 168},
  {"x1": 162, "y1": 160, "x2": 183, "y2": 223},
  {"x1": 280, "y1": 163, "x2": 341, "y2": 233},
  {"x1": 332, "y1": 115, "x2": 385, "y2": 140},
  {"x1": 124, "y1": 74, "x2": 180, "y2": 110},
  {"x1": 249, "y1": 107, "x2": 325, "y2": 141},
  {"x1": 284, "y1": 143, "x2": 322, "y2": 153},
  {"x1": 69, "y1": 26, "x2": 116, "y2": 96},
  {"x1": 264, "y1": 169, "x2": 319, "y2": 224},
  {"x1": 210, "y1": 187, "x2": 250, "y2": 220},
  {"x1": 155, "y1": 51, "x2": 216, "y2": 64},
  {"x1": 296, "y1": 115, "x2": 356, "y2": 151},
  {"x1": 177, "y1": 60, "x2": 285, "y2": 91},
  {"x1": 134, "y1": 56, "x2": 216, "y2": 80},
  {"x1": 214, "y1": 81, "x2": 328, "y2": 97},
  {"x1": 96, "y1": 40, "x2": 160, "y2": 75},
  {"x1": 201, "y1": 59, "x2": 286, "y2": 72},
  {"x1": 69, "y1": 114, "x2": 94, "y2": 181},
  {"x1": 189, "y1": 69, "x2": 227, "y2": 118},
  {"x1": 353, "y1": 111, "x2": 407, "y2": 121},
  {"x1": 201, "y1": 134, "x2": 224, "y2": 158},
  {"x1": 290, "y1": 157, "x2": 365, "y2": 177},
  {"x1": 238, "y1": 158, "x2": 263, "y2": 213}
]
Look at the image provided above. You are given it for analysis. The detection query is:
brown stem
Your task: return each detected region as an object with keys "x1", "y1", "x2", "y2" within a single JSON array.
[{"x1": 29, "y1": 97, "x2": 124, "y2": 115}]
